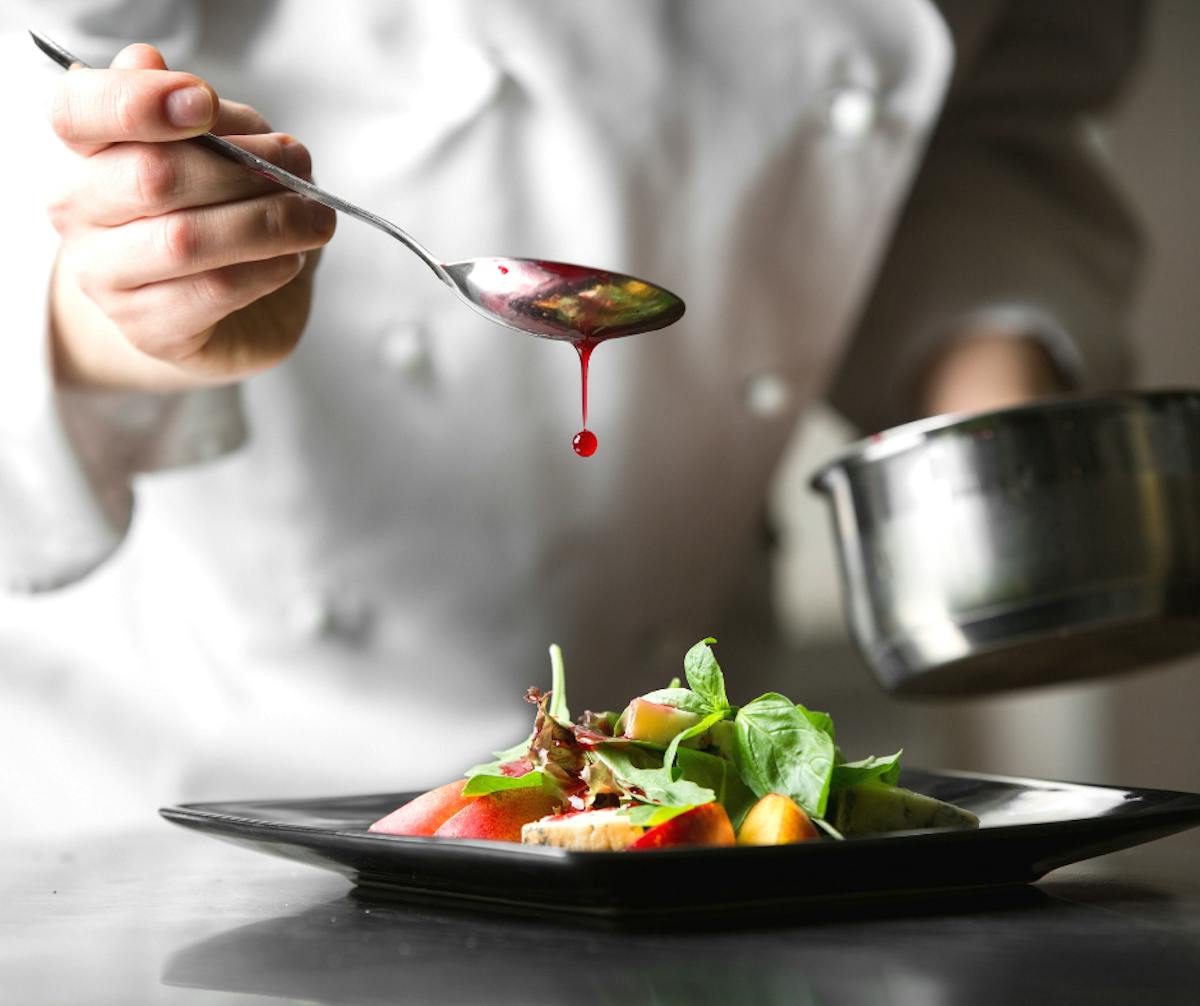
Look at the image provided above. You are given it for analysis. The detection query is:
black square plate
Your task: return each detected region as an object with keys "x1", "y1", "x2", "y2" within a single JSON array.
[{"x1": 160, "y1": 769, "x2": 1200, "y2": 921}]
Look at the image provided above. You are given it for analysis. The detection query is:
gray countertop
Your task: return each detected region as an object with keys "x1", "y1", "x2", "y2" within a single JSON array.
[{"x1": 3, "y1": 823, "x2": 1199, "y2": 1005}]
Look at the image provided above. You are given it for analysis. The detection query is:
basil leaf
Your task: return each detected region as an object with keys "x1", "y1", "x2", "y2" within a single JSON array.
[
  {"x1": 683, "y1": 637, "x2": 731, "y2": 712},
  {"x1": 591, "y1": 746, "x2": 716, "y2": 807},
  {"x1": 461, "y1": 764, "x2": 545, "y2": 796},
  {"x1": 830, "y1": 751, "x2": 902, "y2": 791},
  {"x1": 639, "y1": 688, "x2": 712, "y2": 716},
  {"x1": 803, "y1": 708, "x2": 835, "y2": 742},
  {"x1": 663, "y1": 709, "x2": 726, "y2": 772},
  {"x1": 548, "y1": 643, "x2": 570, "y2": 723},
  {"x1": 675, "y1": 748, "x2": 757, "y2": 830},
  {"x1": 618, "y1": 804, "x2": 693, "y2": 828},
  {"x1": 732, "y1": 692, "x2": 835, "y2": 818}
]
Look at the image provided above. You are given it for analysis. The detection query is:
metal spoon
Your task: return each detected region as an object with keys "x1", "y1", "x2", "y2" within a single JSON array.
[{"x1": 30, "y1": 30, "x2": 686, "y2": 343}]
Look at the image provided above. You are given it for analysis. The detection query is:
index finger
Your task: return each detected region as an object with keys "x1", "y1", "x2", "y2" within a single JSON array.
[{"x1": 50, "y1": 67, "x2": 220, "y2": 156}]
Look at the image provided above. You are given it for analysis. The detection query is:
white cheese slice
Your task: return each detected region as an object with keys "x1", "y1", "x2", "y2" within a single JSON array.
[{"x1": 521, "y1": 808, "x2": 645, "y2": 851}]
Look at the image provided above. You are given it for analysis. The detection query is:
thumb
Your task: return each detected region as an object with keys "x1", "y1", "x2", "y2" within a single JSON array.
[{"x1": 109, "y1": 42, "x2": 169, "y2": 71}]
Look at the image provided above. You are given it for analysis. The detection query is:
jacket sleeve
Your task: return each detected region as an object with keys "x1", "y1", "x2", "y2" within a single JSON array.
[
  {"x1": 827, "y1": 0, "x2": 1146, "y2": 433},
  {"x1": 0, "y1": 6, "x2": 246, "y2": 592}
]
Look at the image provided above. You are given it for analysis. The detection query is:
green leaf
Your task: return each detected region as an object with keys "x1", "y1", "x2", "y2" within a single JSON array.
[
  {"x1": 663, "y1": 709, "x2": 726, "y2": 772},
  {"x1": 675, "y1": 748, "x2": 758, "y2": 830},
  {"x1": 489, "y1": 734, "x2": 533, "y2": 763},
  {"x1": 461, "y1": 764, "x2": 545, "y2": 796},
  {"x1": 802, "y1": 708, "x2": 835, "y2": 742},
  {"x1": 590, "y1": 746, "x2": 716, "y2": 807},
  {"x1": 813, "y1": 817, "x2": 844, "y2": 840},
  {"x1": 732, "y1": 693, "x2": 835, "y2": 818},
  {"x1": 639, "y1": 687, "x2": 711, "y2": 716},
  {"x1": 683, "y1": 638, "x2": 731, "y2": 712},
  {"x1": 617, "y1": 804, "x2": 693, "y2": 828},
  {"x1": 830, "y1": 751, "x2": 902, "y2": 791},
  {"x1": 548, "y1": 643, "x2": 570, "y2": 723}
]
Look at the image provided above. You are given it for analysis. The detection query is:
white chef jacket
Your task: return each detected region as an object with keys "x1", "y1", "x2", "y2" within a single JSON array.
[{"x1": 0, "y1": 0, "x2": 1140, "y2": 834}]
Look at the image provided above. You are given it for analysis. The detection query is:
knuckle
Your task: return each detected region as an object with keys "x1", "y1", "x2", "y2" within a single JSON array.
[
  {"x1": 159, "y1": 212, "x2": 198, "y2": 266},
  {"x1": 122, "y1": 322, "x2": 163, "y2": 357},
  {"x1": 111, "y1": 78, "x2": 143, "y2": 137},
  {"x1": 72, "y1": 260, "x2": 111, "y2": 304},
  {"x1": 48, "y1": 84, "x2": 77, "y2": 141},
  {"x1": 46, "y1": 191, "x2": 75, "y2": 235},
  {"x1": 263, "y1": 252, "x2": 305, "y2": 291},
  {"x1": 278, "y1": 252, "x2": 306, "y2": 280},
  {"x1": 130, "y1": 147, "x2": 178, "y2": 208},
  {"x1": 193, "y1": 268, "x2": 235, "y2": 311},
  {"x1": 260, "y1": 195, "x2": 294, "y2": 245}
]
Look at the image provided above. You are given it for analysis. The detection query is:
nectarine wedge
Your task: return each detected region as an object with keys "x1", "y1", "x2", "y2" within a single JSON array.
[
  {"x1": 434, "y1": 787, "x2": 561, "y2": 842},
  {"x1": 627, "y1": 802, "x2": 735, "y2": 850},
  {"x1": 736, "y1": 793, "x2": 819, "y2": 846},
  {"x1": 368, "y1": 780, "x2": 474, "y2": 836}
]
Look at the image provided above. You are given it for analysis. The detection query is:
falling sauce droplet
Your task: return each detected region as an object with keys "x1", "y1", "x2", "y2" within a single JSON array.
[
  {"x1": 572, "y1": 429, "x2": 598, "y2": 457},
  {"x1": 572, "y1": 339, "x2": 598, "y2": 458},
  {"x1": 497, "y1": 264, "x2": 509, "y2": 275}
]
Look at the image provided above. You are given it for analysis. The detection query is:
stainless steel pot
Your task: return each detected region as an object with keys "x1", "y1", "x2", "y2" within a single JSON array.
[{"x1": 810, "y1": 391, "x2": 1200, "y2": 696}]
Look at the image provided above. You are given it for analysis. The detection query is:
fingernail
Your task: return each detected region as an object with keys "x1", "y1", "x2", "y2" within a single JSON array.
[
  {"x1": 283, "y1": 140, "x2": 312, "y2": 178},
  {"x1": 165, "y1": 86, "x2": 213, "y2": 128},
  {"x1": 307, "y1": 200, "x2": 335, "y2": 236}
]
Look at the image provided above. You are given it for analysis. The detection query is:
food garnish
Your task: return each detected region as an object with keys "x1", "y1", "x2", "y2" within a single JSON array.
[{"x1": 368, "y1": 638, "x2": 978, "y2": 849}]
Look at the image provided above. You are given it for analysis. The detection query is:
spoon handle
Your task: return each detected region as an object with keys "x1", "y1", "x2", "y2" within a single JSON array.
[{"x1": 29, "y1": 30, "x2": 450, "y2": 285}]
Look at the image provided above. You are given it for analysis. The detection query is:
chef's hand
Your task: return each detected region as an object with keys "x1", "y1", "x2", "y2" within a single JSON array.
[
  {"x1": 918, "y1": 327, "x2": 1066, "y2": 417},
  {"x1": 46, "y1": 44, "x2": 336, "y2": 392}
]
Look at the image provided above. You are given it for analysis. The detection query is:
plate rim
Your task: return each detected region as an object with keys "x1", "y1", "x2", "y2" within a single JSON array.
[{"x1": 159, "y1": 767, "x2": 1200, "y2": 861}]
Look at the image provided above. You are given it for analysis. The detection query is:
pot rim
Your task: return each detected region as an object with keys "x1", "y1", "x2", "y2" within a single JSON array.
[{"x1": 809, "y1": 388, "x2": 1200, "y2": 493}]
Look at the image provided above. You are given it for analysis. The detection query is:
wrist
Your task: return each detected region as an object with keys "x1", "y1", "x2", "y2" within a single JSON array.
[{"x1": 917, "y1": 328, "x2": 1067, "y2": 418}]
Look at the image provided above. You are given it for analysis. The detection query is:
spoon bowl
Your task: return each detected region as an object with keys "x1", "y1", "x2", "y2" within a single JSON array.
[{"x1": 443, "y1": 258, "x2": 685, "y2": 342}]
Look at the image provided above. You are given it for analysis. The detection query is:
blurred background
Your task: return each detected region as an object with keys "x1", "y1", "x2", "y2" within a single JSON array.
[
  {"x1": 2, "y1": 1, "x2": 1199, "y2": 835},
  {"x1": 772, "y1": 0, "x2": 1200, "y2": 792}
]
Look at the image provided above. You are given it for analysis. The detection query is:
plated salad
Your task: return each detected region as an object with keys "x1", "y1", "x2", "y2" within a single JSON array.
[{"x1": 369, "y1": 638, "x2": 978, "y2": 850}]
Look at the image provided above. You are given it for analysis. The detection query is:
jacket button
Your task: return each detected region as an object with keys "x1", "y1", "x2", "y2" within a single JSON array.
[
  {"x1": 285, "y1": 588, "x2": 375, "y2": 647},
  {"x1": 377, "y1": 321, "x2": 429, "y2": 377},
  {"x1": 824, "y1": 84, "x2": 879, "y2": 139},
  {"x1": 743, "y1": 370, "x2": 792, "y2": 419}
]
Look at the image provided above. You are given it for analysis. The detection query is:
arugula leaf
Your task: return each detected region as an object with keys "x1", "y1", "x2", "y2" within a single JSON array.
[
  {"x1": 617, "y1": 803, "x2": 693, "y2": 828},
  {"x1": 638, "y1": 687, "x2": 711, "y2": 716},
  {"x1": 732, "y1": 693, "x2": 835, "y2": 818},
  {"x1": 461, "y1": 763, "x2": 545, "y2": 796},
  {"x1": 675, "y1": 747, "x2": 757, "y2": 830},
  {"x1": 663, "y1": 709, "x2": 726, "y2": 772},
  {"x1": 683, "y1": 638, "x2": 731, "y2": 713},
  {"x1": 590, "y1": 746, "x2": 716, "y2": 807},
  {"x1": 548, "y1": 643, "x2": 570, "y2": 723},
  {"x1": 830, "y1": 751, "x2": 902, "y2": 791}
]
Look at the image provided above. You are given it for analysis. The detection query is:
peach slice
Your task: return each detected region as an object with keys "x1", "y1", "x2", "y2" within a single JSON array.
[
  {"x1": 736, "y1": 793, "x2": 819, "y2": 846},
  {"x1": 368, "y1": 780, "x2": 474, "y2": 836},
  {"x1": 433, "y1": 787, "x2": 561, "y2": 842},
  {"x1": 627, "y1": 802, "x2": 735, "y2": 850},
  {"x1": 620, "y1": 698, "x2": 704, "y2": 745}
]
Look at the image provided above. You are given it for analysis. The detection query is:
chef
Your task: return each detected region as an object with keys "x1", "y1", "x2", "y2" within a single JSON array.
[{"x1": 0, "y1": 1, "x2": 1140, "y2": 832}]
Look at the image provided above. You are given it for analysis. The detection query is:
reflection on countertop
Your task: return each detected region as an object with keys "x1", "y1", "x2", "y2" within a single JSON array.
[{"x1": 2, "y1": 826, "x2": 1200, "y2": 1005}]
